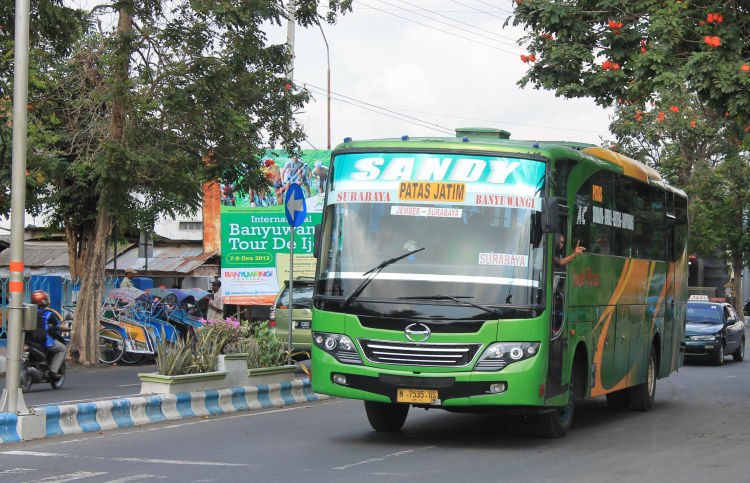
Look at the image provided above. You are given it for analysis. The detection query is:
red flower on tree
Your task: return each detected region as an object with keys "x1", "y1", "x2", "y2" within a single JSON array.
[
  {"x1": 689, "y1": 120, "x2": 697, "y2": 128},
  {"x1": 656, "y1": 111, "x2": 666, "y2": 122},
  {"x1": 670, "y1": 106, "x2": 679, "y2": 113},
  {"x1": 704, "y1": 36, "x2": 721, "y2": 48},
  {"x1": 707, "y1": 13, "x2": 724, "y2": 24},
  {"x1": 741, "y1": 64, "x2": 750, "y2": 73}
]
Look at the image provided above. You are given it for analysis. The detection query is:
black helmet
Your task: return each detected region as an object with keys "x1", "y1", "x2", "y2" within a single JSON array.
[{"x1": 31, "y1": 290, "x2": 49, "y2": 306}]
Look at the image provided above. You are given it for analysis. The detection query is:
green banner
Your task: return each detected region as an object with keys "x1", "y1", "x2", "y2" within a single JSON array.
[{"x1": 220, "y1": 150, "x2": 330, "y2": 305}]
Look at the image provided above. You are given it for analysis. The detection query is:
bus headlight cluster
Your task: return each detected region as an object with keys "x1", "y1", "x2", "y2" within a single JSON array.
[
  {"x1": 475, "y1": 342, "x2": 540, "y2": 371},
  {"x1": 313, "y1": 332, "x2": 363, "y2": 365}
]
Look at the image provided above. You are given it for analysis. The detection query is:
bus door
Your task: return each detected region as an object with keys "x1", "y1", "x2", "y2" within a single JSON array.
[{"x1": 546, "y1": 273, "x2": 567, "y2": 398}]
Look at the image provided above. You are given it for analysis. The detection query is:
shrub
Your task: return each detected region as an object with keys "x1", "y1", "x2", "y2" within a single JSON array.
[{"x1": 247, "y1": 324, "x2": 288, "y2": 369}]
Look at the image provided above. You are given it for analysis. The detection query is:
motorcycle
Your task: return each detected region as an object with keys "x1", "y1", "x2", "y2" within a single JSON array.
[{"x1": 20, "y1": 332, "x2": 68, "y2": 392}]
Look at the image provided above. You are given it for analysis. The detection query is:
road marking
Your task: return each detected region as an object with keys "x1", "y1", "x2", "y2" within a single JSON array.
[
  {"x1": 4, "y1": 451, "x2": 60, "y2": 457},
  {"x1": 3, "y1": 451, "x2": 248, "y2": 467},
  {"x1": 102, "y1": 474, "x2": 166, "y2": 482},
  {"x1": 112, "y1": 457, "x2": 247, "y2": 467},
  {"x1": 117, "y1": 383, "x2": 141, "y2": 387},
  {"x1": 333, "y1": 446, "x2": 436, "y2": 470},
  {"x1": 0, "y1": 468, "x2": 36, "y2": 475},
  {"x1": 26, "y1": 471, "x2": 107, "y2": 483}
]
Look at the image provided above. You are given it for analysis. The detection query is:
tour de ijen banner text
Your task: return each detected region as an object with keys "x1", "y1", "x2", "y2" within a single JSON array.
[{"x1": 220, "y1": 150, "x2": 330, "y2": 305}]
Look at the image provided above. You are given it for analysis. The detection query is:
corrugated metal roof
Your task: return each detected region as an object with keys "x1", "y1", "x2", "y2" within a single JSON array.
[
  {"x1": 106, "y1": 244, "x2": 217, "y2": 274},
  {"x1": 0, "y1": 241, "x2": 69, "y2": 267}
]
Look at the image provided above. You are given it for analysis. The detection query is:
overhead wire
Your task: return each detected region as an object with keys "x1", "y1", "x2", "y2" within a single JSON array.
[
  {"x1": 302, "y1": 82, "x2": 608, "y2": 136},
  {"x1": 356, "y1": 0, "x2": 521, "y2": 57},
  {"x1": 447, "y1": 0, "x2": 509, "y2": 20},
  {"x1": 302, "y1": 83, "x2": 455, "y2": 135},
  {"x1": 376, "y1": 0, "x2": 519, "y2": 48},
  {"x1": 472, "y1": 0, "x2": 515, "y2": 16}
]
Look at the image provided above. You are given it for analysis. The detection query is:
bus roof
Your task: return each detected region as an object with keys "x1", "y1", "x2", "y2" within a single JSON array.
[{"x1": 333, "y1": 133, "x2": 686, "y2": 197}]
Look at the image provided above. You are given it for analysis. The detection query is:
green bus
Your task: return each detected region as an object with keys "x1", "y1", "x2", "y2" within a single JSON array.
[{"x1": 311, "y1": 129, "x2": 688, "y2": 437}]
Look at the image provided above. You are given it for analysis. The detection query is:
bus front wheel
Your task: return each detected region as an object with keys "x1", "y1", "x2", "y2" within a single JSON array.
[
  {"x1": 364, "y1": 401, "x2": 409, "y2": 432},
  {"x1": 534, "y1": 389, "x2": 574, "y2": 438}
]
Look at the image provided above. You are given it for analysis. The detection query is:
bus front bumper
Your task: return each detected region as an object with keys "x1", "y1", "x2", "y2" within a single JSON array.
[{"x1": 312, "y1": 355, "x2": 546, "y2": 407}]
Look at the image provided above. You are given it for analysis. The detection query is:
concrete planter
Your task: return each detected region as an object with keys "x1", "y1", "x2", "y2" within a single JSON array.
[
  {"x1": 217, "y1": 353, "x2": 250, "y2": 387},
  {"x1": 138, "y1": 371, "x2": 228, "y2": 395},
  {"x1": 247, "y1": 365, "x2": 298, "y2": 385}
]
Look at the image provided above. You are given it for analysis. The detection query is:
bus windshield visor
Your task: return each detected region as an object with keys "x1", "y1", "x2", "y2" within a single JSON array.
[{"x1": 317, "y1": 152, "x2": 547, "y2": 306}]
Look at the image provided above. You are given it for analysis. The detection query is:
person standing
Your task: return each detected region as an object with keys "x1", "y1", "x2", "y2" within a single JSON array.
[
  {"x1": 207, "y1": 279, "x2": 224, "y2": 321},
  {"x1": 120, "y1": 268, "x2": 136, "y2": 289}
]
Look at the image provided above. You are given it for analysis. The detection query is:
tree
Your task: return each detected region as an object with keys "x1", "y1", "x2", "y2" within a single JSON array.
[
  {"x1": 2, "y1": 0, "x2": 352, "y2": 365},
  {"x1": 511, "y1": 1, "x2": 750, "y2": 134},
  {"x1": 0, "y1": 1, "x2": 87, "y2": 214}
]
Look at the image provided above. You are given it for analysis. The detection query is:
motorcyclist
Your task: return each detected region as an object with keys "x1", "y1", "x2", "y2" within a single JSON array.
[{"x1": 30, "y1": 290, "x2": 67, "y2": 380}]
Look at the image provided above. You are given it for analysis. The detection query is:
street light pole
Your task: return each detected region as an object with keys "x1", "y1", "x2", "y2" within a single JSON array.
[
  {"x1": 0, "y1": 0, "x2": 31, "y2": 415},
  {"x1": 317, "y1": 23, "x2": 331, "y2": 150}
]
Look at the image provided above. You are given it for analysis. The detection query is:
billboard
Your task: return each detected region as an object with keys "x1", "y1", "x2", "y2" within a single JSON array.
[{"x1": 220, "y1": 150, "x2": 330, "y2": 305}]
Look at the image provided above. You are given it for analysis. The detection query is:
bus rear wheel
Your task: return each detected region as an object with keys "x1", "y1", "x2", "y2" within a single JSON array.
[
  {"x1": 364, "y1": 401, "x2": 409, "y2": 432},
  {"x1": 630, "y1": 346, "x2": 657, "y2": 412}
]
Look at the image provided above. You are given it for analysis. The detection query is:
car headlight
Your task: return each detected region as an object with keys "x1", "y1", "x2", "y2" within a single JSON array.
[
  {"x1": 313, "y1": 332, "x2": 363, "y2": 365},
  {"x1": 475, "y1": 342, "x2": 540, "y2": 371},
  {"x1": 689, "y1": 335, "x2": 718, "y2": 341}
]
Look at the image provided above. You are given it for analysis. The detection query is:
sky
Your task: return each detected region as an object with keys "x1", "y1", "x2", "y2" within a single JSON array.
[{"x1": 267, "y1": 0, "x2": 614, "y2": 149}]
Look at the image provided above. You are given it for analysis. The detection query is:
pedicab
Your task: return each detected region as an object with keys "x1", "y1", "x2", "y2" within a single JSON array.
[
  {"x1": 132, "y1": 288, "x2": 181, "y2": 345},
  {"x1": 99, "y1": 287, "x2": 155, "y2": 364},
  {"x1": 166, "y1": 288, "x2": 206, "y2": 340},
  {"x1": 181, "y1": 288, "x2": 211, "y2": 320}
]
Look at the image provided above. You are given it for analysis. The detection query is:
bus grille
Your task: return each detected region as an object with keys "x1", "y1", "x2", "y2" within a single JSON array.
[{"x1": 358, "y1": 339, "x2": 482, "y2": 367}]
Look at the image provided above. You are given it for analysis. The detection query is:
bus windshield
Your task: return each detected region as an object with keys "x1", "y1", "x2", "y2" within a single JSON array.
[{"x1": 317, "y1": 151, "x2": 547, "y2": 307}]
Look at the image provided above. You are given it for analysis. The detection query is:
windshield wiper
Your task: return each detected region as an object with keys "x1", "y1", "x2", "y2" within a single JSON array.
[
  {"x1": 343, "y1": 247, "x2": 425, "y2": 306},
  {"x1": 396, "y1": 294, "x2": 505, "y2": 317}
]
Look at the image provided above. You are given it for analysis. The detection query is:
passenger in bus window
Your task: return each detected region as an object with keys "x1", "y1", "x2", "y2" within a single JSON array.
[{"x1": 554, "y1": 234, "x2": 585, "y2": 268}]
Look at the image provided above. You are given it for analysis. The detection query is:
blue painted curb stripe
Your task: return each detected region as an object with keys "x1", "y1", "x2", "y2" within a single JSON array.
[
  {"x1": 175, "y1": 392, "x2": 195, "y2": 419},
  {"x1": 279, "y1": 381, "x2": 296, "y2": 405},
  {"x1": 111, "y1": 399, "x2": 134, "y2": 428},
  {"x1": 76, "y1": 403, "x2": 101, "y2": 433},
  {"x1": 145, "y1": 395, "x2": 167, "y2": 423},
  {"x1": 231, "y1": 387, "x2": 249, "y2": 411},
  {"x1": 203, "y1": 390, "x2": 222, "y2": 416},
  {"x1": 301, "y1": 380, "x2": 319, "y2": 401},
  {"x1": 44, "y1": 406, "x2": 62, "y2": 436},
  {"x1": 0, "y1": 413, "x2": 20, "y2": 444},
  {"x1": 256, "y1": 384, "x2": 273, "y2": 408}
]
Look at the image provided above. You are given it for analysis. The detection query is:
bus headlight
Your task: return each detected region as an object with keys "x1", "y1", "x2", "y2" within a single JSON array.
[
  {"x1": 475, "y1": 342, "x2": 540, "y2": 371},
  {"x1": 313, "y1": 332, "x2": 363, "y2": 365}
]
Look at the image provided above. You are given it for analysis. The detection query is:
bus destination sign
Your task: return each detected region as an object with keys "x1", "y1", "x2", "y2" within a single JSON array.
[{"x1": 398, "y1": 181, "x2": 466, "y2": 202}]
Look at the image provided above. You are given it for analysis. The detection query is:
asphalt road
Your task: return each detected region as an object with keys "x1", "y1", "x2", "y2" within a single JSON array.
[
  {"x1": 0, "y1": 362, "x2": 154, "y2": 407},
  {"x1": 1, "y1": 356, "x2": 749, "y2": 483}
]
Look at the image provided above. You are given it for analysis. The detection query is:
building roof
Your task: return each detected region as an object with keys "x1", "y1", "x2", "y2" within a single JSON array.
[
  {"x1": 0, "y1": 240, "x2": 70, "y2": 268},
  {"x1": 106, "y1": 244, "x2": 218, "y2": 275}
]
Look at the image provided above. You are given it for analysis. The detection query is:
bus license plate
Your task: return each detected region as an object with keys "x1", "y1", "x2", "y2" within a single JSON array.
[
  {"x1": 295, "y1": 320, "x2": 311, "y2": 329},
  {"x1": 397, "y1": 388, "x2": 438, "y2": 404}
]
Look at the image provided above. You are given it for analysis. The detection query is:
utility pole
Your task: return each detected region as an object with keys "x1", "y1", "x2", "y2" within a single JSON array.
[
  {"x1": 317, "y1": 23, "x2": 331, "y2": 150},
  {"x1": 286, "y1": 1, "x2": 296, "y2": 82},
  {"x1": 0, "y1": 0, "x2": 31, "y2": 414}
]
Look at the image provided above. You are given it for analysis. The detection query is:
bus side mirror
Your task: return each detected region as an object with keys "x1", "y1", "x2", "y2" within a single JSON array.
[
  {"x1": 543, "y1": 197, "x2": 562, "y2": 234},
  {"x1": 313, "y1": 224, "x2": 321, "y2": 258}
]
